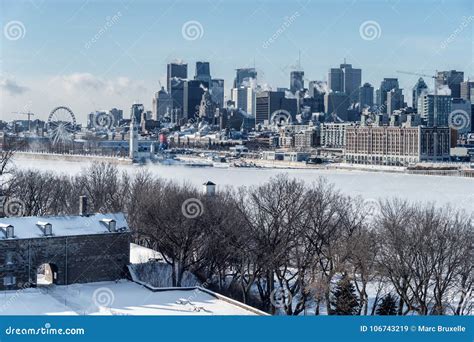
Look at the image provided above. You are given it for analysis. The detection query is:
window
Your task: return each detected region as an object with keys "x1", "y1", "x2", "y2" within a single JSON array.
[
  {"x1": 3, "y1": 275, "x2": 16, "y2": 286},
  {"x1": 5, "y1": 251, "x2": 13, "y2": 265}
]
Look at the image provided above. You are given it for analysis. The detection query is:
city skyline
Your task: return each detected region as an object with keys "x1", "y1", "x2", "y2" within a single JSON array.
[{"x1": 1, "y1": 0, "x2": 473, "y2": 123}]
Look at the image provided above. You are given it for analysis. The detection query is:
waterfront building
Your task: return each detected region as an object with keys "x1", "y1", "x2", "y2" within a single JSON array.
[{"x1": 345, "y1": 125, "x2": 451, "y2": 165}]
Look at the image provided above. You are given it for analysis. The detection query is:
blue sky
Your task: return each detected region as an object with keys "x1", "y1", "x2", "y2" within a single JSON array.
[{"x1": 1, "y1": 0, "x2": 473, "y2": 123}]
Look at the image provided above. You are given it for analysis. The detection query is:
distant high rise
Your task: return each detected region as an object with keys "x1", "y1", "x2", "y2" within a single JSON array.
[
  {"x1": 255, "y1": 91, "x2": 297, "y2": 126},
  {"x1": 210, "y1": 79, "x2": 225, "y2": 108},
  {"x1": 387, "y1": 88, "x2": 404, "y2": 115},
  {"x1": 184, "y1": 80, "x2": 208, "y2": 121},
  {"x1": 109, "y1": 108, "x2": 123, "y2": 125},
  {"x1": 231, "y1": 87, "x2": 256, "y2": 115},
  {"x1": 234, "y1": 68, "x2": 257, "y2": 88},
  {"x1": 412, "y1": 78, "x2": 428, "y2": 109},
  {"x1": 167, "y1": 62, "x2": 187, "y2": 111},
  {"x1": 328, "y1": 62, "x2": 362, "y2": 102},
  {"x1": 358, "y1": 83, "x2": 374, "y2": 108},
  {"x1": 290, "y1": 71, "x2": 304, "y2": 94},
  {"x1": 308, "y1": 81, "x2": 327, "y2": 98},
  {"x1": 130, "y1": 103, "x2": 144, "y2": 123},
  {"x1": 129, "y1": 115, "x2": 138, "y2": 160},
  {"x1": 328, "y1": 68, "x2": 344, "y2": 93},
  {"x1": 378, "y1": 78, "x2": 399, "y2": 113},
  {"x1": 418, "y1": 94, "x2": 451, "y2": 127},
  {"x1": 460, "y1": 81, "x2": 474, "y2": 102},
  {"x1": 435, "y1": 70, "x2": 464, "y2": 98},
  {"x1": 324, "y1": 92, "x2": 350, "y2": 121},
  {"x1": 167, "y1": 62, "x2": 187, "y2": 92},
  {"x1": 195, "y1": 61, "x2": 211, "y2": 84},
  {"x1": 152, "y1": 87, "x2": 172, "y2": 121}
]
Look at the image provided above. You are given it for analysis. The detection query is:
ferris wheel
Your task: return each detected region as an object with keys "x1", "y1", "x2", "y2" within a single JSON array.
[{"x1": 47, "y1": 106, "x2": 77, "y2": 145}]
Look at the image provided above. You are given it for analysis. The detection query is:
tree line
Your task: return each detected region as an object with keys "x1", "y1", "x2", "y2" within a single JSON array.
[{"x1": 3, "y1": 162, "x2": 473, "y2": 315}]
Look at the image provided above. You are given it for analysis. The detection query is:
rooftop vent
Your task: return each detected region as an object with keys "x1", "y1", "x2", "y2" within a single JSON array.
[
  {"x1": 100, "y1": 218, "x2": 117, "y2": 232},
  {"x1": 37, "y1": 221, "x2": 53, "y2": 236},
  {"x1": 0, "y1": 223, "x2": 14, "y2": 239},
  {"x1": 79, "y1": 196, "x2": 88, "y2": 216}
]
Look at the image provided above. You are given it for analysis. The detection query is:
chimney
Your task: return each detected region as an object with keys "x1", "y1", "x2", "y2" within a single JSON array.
[
  {"x1": 100, "y1": 219, "x2": 117, "y2": 232},
  {"x1": 0, "y1": 223, "x2": 14, "y2": 239},
  {"x1": 37, "y1": 221, "x2": 53, "y2": 236},
  {"x1": 203, "y1": 181, "x2": 216, "y2": 197},
  {"x1": 79, "y1": 196, "x2": 88, "y2": 216}
]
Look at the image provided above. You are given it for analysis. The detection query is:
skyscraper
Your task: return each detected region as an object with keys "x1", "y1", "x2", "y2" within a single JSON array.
[
  {"x1": 130, "y1": 103, "x2": 144, "y2": 123},
  {"x1": 328, "y1": 68, "x2": 344, "y2": 93},
  {"x1": 184, "y1": 80, "x2": 208, "y2": 121},
  {"x1": 231, "y1": 87, "x2": 256, "y2": 115},
  {"x1": 234, "y1": 68, "x2": 257, "y2": 88},
  {"x1": 378, "y1": 78, "x2": 400, "y2": 113},
  {"x1": 460, "y1": 81, "x2": 474, "y2": 102},
  {"x1": 210, "y1": 79, "x2": 225, "y2": 108},
  {"x1": 324, "y1": 92, "x2": 350, "y2": 121},
  {"x1": 152, "y1": 87, "x2": 172, "y2": 121},
  {"x1": 412, "y1": 78, "x2": 428, "y2": 109},
  {"x1": 358, "y1": 83, "x2": 374, "y2": 108},
  {"x1": 290, "y1": 71, "x2": 304, "y2": 94},
  {"x1": 418, "y1": 94, "x2": 451, "y2": 127},
  {"x1": 167, "y1": 62, "x2": 188, "y2": 92},
  {"x1": 195, "y1": 61, "x2": 211, "y2": 84},
  {"x1": 328, "y1": 62, "x2": 362, "y2": 102},
  {"x1": 167, "y1": 62, "x2": 188, "y2": 114},
  {"x1": 387, "y1": 88, "x2": 404, "y2": 115},
  {"x1": 255, "y1": 91, "x2": 296, "y2": 126},
  {"x1": 435, "y1": 70, "x2": 464, "y2": 98}
]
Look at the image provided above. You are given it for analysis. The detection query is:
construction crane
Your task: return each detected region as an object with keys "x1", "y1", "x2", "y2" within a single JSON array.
[
  {"x1": 396, "y1": 70, "x2": 439, "y2": 95},
  {"x1": 12, "y1": 111, "x2": 35, "y2": 131}
]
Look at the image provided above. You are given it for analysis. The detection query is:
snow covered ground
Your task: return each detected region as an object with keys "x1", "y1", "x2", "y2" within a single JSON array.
[
  {"x1": 13, "y1": 155, "x2": 474, "y2": 213},
  {"x1": 0, "y1": 280, "x2": 261, "y2": 316}
]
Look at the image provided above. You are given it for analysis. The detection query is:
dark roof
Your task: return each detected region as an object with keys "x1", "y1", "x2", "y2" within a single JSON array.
[{"x1": 203, "y1": 181, "x2": 216, "y2": 185}]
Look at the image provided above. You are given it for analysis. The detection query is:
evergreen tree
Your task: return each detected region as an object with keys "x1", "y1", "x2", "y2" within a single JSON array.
[
  {"x1": 376, "y1": 293, "x2": 398, "y2": 315},
  {"x1": 331, "y1": 274, "x2": 359, "y2": 315}
]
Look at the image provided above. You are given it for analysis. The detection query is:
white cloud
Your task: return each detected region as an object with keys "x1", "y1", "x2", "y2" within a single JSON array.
[
  {"x1": 0, "y1": 77, "x2": 29, "y2": 96},
  {"x1": 50, "y1": 73, "x2": 146, "y2": 96}
]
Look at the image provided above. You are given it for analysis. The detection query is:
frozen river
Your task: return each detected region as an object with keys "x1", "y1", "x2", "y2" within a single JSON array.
[{"x1": 13, "y1": 156, "x2": 474, "y2": 213}]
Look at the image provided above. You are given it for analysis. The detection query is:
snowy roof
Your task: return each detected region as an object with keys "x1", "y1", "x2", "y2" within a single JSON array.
[
  {"x1": 0, "y1": 213, "x2": 129, "y2": 240},
  {"x1": 0, "y1": 280, "x2": 265, "y2": 316}
]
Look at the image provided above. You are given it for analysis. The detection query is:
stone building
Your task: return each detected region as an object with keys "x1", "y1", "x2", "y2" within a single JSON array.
[
  {"x1": 0, "y1": 199, "x2": 130, "y2": 291},
  {"x1": 344, "y1": 125, "x2": 451, "y2": 165}
]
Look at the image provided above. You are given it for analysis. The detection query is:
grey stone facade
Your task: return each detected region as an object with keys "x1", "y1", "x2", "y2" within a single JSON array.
[{"x1": 0, "y1": 232, "x2": 130, "y2": 291}]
